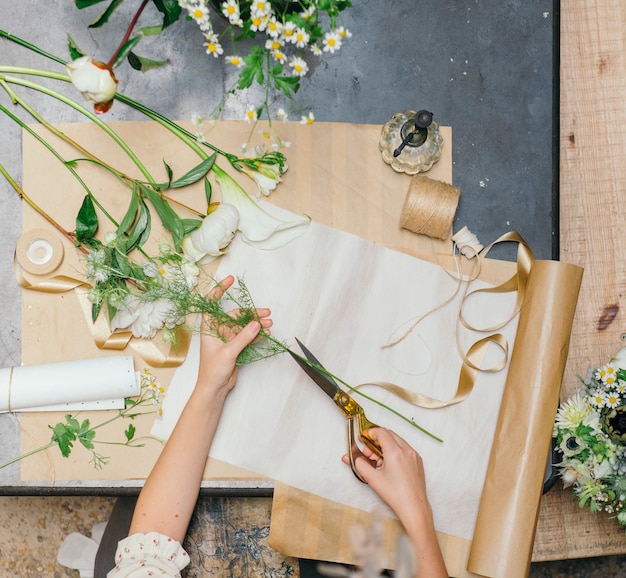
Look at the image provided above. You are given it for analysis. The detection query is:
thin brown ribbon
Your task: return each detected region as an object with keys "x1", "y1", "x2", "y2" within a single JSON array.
[{"x1": 367, "y1": 232, "x2": 534, "y2": 410}]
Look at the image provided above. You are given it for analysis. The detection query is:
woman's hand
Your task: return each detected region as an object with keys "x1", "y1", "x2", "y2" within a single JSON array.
[{"x1": 196, "y1": 275, "x2": 272, "y2": 395}]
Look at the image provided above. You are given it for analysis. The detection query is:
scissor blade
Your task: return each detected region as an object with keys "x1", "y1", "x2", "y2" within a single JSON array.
[{"x1": 289, "y1": 339, "x2": 342, "y2": 400}]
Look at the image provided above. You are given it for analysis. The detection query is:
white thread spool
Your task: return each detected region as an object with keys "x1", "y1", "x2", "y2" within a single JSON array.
[{"x1": 16, "y1": 229, "x2": 64, "y2": 275}]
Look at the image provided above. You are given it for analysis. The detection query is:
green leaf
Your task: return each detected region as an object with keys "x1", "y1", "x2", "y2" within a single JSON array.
[
  {"x1": 125, "y1": 423, "x2": 136, "y2": 442},
  {"x1": 273, "y1": 74, "x2": 300, "y2": 98},
  {"x1": 152, "y1": 0, "x2": 182, "y2": 28},
  {"x1": 139, "y1": 184, "x2": 185, "y2": 249},
  {"x1": 49, "y1": 416, "x2": 78, "y2": 458},
  {"x1": 75, "y1": 0, "x2": 108, "y2": 8},
  {"x1": 137, "y1": 24, "x2": 164, "y2": 36},
  {"x1": 162, "y1": 161, "x2": 174, "y2": 186},
  {"x1": 127, "y1": 51, "x2": 168, "y2": 72},
  {"x1": 87, "y1": 0, "x2": 125, "y2": 28},
  {"x1": 77, "y1": 419, "x2": 96, "y2": 450},
  {"x1": 66, "y1": 34, "x2": 85, "y2": 60},
  {"x1": 113, "y1": 36, "x2": 142, "y2": 69},
  {"x1": 166, "y1": 154, "x2": 217, "y2": 189},
  {"x1": 181, "y1": 218, "x2": 202, "y2": 236},
  {"x1": 204, "y1": 178, "x2": 212, "y2": 206},
  {"x1": 76, "y1": 195, "x2": 99, "y2": 241}
]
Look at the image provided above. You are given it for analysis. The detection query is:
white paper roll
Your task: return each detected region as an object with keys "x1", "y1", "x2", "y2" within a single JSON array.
[{"x1": 0, "y1": 356, "x2": 139, "y2": 413}]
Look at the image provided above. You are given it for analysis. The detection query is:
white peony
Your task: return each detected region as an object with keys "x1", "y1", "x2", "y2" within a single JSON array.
[
  {"x1": 66, "y1": 56, "x2": 118, "y2": 112},
  {"x1": 110, "y1": 295, "x2": 178, "y2": 339},
  {"x1": 181, "y1": 203, "x2": 240, "y2": 264}
]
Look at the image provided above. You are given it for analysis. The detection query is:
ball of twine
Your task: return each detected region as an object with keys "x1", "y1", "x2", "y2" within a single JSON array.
[{"x1": 400, "y1": 176, "x2": 460, "y2": 240}]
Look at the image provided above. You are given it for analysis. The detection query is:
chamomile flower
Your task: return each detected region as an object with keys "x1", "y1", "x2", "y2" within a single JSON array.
[
  {"x1": 203, "y1": 34, "x2": 224, "y2": 57},
  {"x1": 289, "y1": 56, "x2": 308, "y2": 77},
  {"x1": 226, "y1": 55, "x2": 244, "y2": 68},
  {"x1": 337, "y1": 26, "x2": 352, "y2": 39},
  {"x1": 300, "y1": 111, "x2": 315, "y2": 125},
  {"x1": 310, "y1": 44, "x2": 323, "y2": 56},
  {"x1": 221, "y1": 0, "x2": 240, "y2": 22},
  {"x1": 265, "y1": 38, "x2": 283, "y2": 52},
  {"x1": 323, "y1": 30, "x2": 342, "y2": 53},
  {"x1": 590, "y1": 390, "x2": 607, "y2": 409},
  {"x1": 607, "y1": 393, "x2": 622, "y2": 409},
  {"x1": 189, "y1": 2, "x2": 210, "y2": 25},
  {"x1": 250, "y1": 14, "x2": 268, "y2": 32},
  {"x1": 277, "y1": 108, "x2": 288, "y2": 122},
  {"x1": 282, "y1": 21, "x2": 297, "y2": 43},
  {"x1": 300, "y1": 5, "x2": 315, "y2": 18},
  {"x1": 293, "y1": 27, "x2": 310, "y2": 48},
  {"x1": 617, "y1": 381, "x2": 626, "y2": 394},
  {"x1": 251, "y1": 0, "x2": 271, "y2": 17},
  {"x1": 245, "y1": 104, "x2": 258, "y2": 123},
  {"x1": 272, "y1": 50, "x2": 286, "y2": 63},
  {"x1": 266, "y1": 17, "x2": 283, "y2": 37}
]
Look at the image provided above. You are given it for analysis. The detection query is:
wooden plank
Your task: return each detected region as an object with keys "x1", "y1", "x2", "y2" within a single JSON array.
[{"x1": 533, "y1": 0, "x2": 626, "y2": 560}]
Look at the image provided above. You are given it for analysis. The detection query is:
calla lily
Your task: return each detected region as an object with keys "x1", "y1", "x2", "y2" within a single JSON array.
[
  {"x1": 213, "y1": 165, "x2": 309, "y2": 250},
  {"x1": 241, "y1": 161, "x2": 286, "y2": 198},
  {"x1": 182, "y1": 202, "x2": 240, "y2": 264},
  {"x1": 66, "y1": 55, "x2": 118, "y2": 113}
]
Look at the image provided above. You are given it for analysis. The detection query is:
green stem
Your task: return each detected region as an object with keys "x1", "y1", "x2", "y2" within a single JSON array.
[
  {"x1": 268, "y1": 338, "x2": 443, "y2": 443},
  {"x1": 0, "y1": 30, "x2": 66, "y2": 65},
  {"x1": 0, "y1": 161, "x2": 86, "y2": 251},
  {"x1": 0, "y1": 102, "x2": 118, "y2": 228},
  {"x1": 0, "y1": 72, "x2": 155, "y2": 183},
  {"x1": 0, "y1": 442, "x2": 56, "y2": 470},
  {"x1": 106, "y1": 0, "x2": 151, "y2": 70}
]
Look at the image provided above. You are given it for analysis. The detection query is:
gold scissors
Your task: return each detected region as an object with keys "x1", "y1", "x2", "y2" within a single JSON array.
[{"x1": 288, "y1": 338, "x2": 383, "y2": 484}]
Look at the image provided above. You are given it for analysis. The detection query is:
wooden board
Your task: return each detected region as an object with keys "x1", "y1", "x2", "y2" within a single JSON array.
[{"x1": 533, "y1": 0, "x2": 626, "y2": 561}]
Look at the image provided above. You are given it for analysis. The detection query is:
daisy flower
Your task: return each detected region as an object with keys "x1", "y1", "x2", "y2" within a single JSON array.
[
  {"x1": 323, "y1": 30, "x2": 342, "y2": 53},
  {"x1": 310, "y1": 44, "x2": 323, "y2": 56},
  {"x1": 251, "y1": 0, "x2": 271, "y2": 17},
  {"x1": 282, "y1": 21, "x2": 297, "y2": 43},
  {"x1": 203, "y1": 34, "x2": 224, "y2": 57},
  {"x1": 300, "y1": 111, "x2": 315, "y2": 125},
  {"x1": 221, "y1": 0, "x2": 240, "y2": 22},
  {"x1": 250, "y1": 14, "x2": 268, "y2": 32},
  {"x1": 189, "y1": 2, "x2": 210, "y2": 25},
  {"x1": 293, "y1": 27, "x2": 310, "y2": 48},
  {"x1": 226, "y1": 55, "x2": 244, "y2": 68},
  {"x1": 606, "y1": 392, "x2": 621, "y2": 409},
  {"x1": 266, "y1": 17, "x2": 283, "y2": 37},
  {"x1": 289, "y1": 56, "x2": 309, "y2": 77},
  {"x1": 265, "y1": 38, "x2": 283, "y2": 52},
  {"x1": 245, "y1": 104, "x2": 258, "y2": 123},
  {"x1": 589, "y1": 390, "x2": 607, "y2": 409},
  {"x1": 300, "y1": 5, "x2": 315, "y2": 19},
  {"x1": 337, "y1": 26, "x2": 352, "y2": 39},
  {"x1": 277, "y1": 108, "x2": 288, "y2": 122},
  {"x1": 272, "y1": 50, "x2": 286, "y2": 63}
]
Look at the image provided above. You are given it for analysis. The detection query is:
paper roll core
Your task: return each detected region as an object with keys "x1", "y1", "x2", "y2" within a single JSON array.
[{"x1": 16, "y1": 229, "x2": 64, "y2": 275}]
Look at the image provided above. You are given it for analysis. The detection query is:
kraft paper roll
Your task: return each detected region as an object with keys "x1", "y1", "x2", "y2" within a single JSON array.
[
  {"x1": 0, "y1": 356, "x2": 139, "y2": 413},
  {"x1": 400, "y1": 176, "x2": 460, "y2": 240},
  {"x1": 16, "y1": 228, "x2": 64, "y2": 275}
]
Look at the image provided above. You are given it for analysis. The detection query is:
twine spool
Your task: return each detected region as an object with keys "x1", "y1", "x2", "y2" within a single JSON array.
[
  {"x1": 400, "y1": 176, "x2": 460, "y2": 240},
  {"x1": 15, "y1": 228, "x2": 64, "y2": 275}
]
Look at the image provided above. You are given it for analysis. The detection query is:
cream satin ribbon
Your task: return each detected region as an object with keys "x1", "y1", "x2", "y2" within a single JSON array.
[
  {"x1": 366, "y1": 231, "x2": 534, "y2": 410},
  {"x1": 14, "y1": 243, "x2": 191, "y2": 368}
]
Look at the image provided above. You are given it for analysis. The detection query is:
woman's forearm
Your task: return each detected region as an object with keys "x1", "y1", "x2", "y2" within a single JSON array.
[{"x1": 129, "y1": 385, "x2": 227, "y2": 542}]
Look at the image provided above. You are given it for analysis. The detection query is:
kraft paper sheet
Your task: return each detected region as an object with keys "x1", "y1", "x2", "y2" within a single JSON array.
[{"x1": 15, "y1": 119, "x2": 583, "y2": 577}]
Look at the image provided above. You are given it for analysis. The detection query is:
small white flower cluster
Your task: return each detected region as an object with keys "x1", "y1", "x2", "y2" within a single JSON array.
[
  {"x1": 140, "y1": 369, "x2": 165, "y2": 417},
  {"x1": 553, "y1": 347, "x2": 626, "y2": 526},
  {"x1": 179, "y1": 0, "x2": 351, "y2": 126}
]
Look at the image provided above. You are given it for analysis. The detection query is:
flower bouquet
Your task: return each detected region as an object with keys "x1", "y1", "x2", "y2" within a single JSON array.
[{"x1": 553, "y1": 347, "x2": 626, "y2": 527}]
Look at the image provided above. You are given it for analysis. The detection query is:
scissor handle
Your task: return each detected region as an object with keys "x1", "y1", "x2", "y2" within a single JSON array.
[{"x1": 346, "y1": 410, "x2": 383, "y2": 484}]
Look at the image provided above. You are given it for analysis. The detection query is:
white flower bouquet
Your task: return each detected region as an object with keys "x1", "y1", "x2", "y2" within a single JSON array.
[{"x1": 553, "y1": 347, "x2": 626, "y2": 527}]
